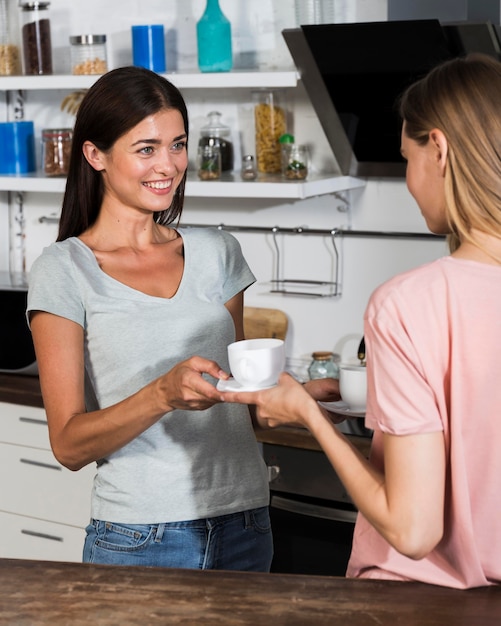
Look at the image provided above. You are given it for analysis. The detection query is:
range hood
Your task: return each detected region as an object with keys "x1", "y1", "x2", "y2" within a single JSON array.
[{"x1": 283, "y1": 20, "x2": 501, "y2": 177}]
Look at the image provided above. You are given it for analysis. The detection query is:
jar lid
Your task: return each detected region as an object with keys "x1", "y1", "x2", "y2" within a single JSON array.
[
  {"x1": 200, "y1": 111, "x2": 230, "y2": 137},
  {"x1": 311, "y1": 351, "x2": 333, "y2": 360},
  {"x1": 42, "y1": 128, "x2": 73, "y2": 138},
  {"x1": 279, "y1": 133, "x2": 295, "y2": 144},
  {"x1": 69, "y1": 34, "x2": 107, "y2": 45},
  {"x1": 21, "y1": 2, "x2": 50, "y2": 9}
]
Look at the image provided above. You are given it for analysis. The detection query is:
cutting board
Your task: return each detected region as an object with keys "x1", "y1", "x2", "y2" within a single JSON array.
[{"x1": 243, "y1": 307, "x2": 288, "y2": 341}]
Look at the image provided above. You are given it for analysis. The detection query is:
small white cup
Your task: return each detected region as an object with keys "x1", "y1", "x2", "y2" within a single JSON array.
[
  {"x1": 228, "y1": 338, "x2": 285, "y2": 388},
  {"x1": 339, "y1": 364, "x2": 367, "y2": 411}
]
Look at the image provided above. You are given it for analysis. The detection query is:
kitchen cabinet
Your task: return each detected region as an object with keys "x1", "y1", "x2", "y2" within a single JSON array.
[
  {"x1": 0, "y1": 71, "x2": 365, "y2": 200},
  {"x1": 0, "y1": 401, "x2": 94, "y2": 562}
]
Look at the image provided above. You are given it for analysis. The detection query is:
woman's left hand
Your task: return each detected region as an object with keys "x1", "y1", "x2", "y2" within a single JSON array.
[{"x1": 220, "y1": 372, "x2": 326, "y2": 430}]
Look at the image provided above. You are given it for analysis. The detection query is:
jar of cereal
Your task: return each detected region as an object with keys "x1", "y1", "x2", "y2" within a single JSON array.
[
  {"x1": 70, "y1": 34, "x2": 107, "y2": 75},
  {"x1": 253, "y1": 89, "x2": 289, "y2": 174}
]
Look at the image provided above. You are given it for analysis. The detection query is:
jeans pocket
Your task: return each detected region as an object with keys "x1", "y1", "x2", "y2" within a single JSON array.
[
  {"x1": 248, "y1": 506, "x2": 271, "y2": 534},
  {"x1": 94, "y1": 521, "x2": 155, "y2": 553}
]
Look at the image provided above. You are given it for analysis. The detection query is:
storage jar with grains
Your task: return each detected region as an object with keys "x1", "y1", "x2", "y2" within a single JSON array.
[
  {"x1": 0, "y1": 0, "x2": 21, "y2": 75},
  {"x1": 70, "y1": 34, "x2": 107, "y2": 75},
  {"x1": 20, "y1": 1, "x2": 52, "y2": 75},
  {"x1": 42, "y1": 128, "x2": 72, "y2": 177},
  {"x1": 253, "y1": 89, "x2": 289, "y2": 174}
]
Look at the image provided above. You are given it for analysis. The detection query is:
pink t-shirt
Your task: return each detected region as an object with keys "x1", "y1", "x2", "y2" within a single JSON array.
[{"x1": 347, "y1": 256, "x2": 501, "y2": 589}]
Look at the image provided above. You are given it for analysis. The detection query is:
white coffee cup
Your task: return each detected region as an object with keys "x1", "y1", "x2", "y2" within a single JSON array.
[
  {"x1": 339, "y1": 364, "x2": 367, "y2": 411},
  {"x1": 227, "y1": 338, "x2": 285, "y2": 388}
]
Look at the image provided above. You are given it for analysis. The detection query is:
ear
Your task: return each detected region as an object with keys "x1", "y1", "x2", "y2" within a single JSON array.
[
  {"x1": 429, "y1": 129, "x2": 448, "y2": 176},
  {"x1": 82, "y1": 140, "x2": 106, "y2": 172}
]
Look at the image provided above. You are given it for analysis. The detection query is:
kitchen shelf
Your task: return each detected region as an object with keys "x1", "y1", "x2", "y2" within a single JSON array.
[
  {"x1": 0, "y1": 70, "x2": 366, "y2": 199},
  {"x1": 0, "y1": 70, "x2": 300, "y2": 91},
  {"x1": 0, "y1": 172, "x2": 365, "y2": 199}
]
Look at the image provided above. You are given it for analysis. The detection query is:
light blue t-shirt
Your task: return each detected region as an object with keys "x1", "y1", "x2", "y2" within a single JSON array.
[{"x1": 28, "y1": 227, "x2": 269, "y2": 523}]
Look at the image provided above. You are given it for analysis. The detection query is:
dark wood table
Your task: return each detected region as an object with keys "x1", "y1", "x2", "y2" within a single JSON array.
[{"x1": 0, "y1": 558, "x2": 499, "y2": 625}]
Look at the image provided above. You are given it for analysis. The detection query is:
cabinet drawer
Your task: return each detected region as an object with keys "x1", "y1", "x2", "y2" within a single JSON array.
[
  {"x1": 0, "y1": 442, "x2": 94, "y2": 527},
  {"x1": 0, "y1": 511, "x2": 86, "y2": 562},
  {"x1": 0, "y1": 402, "x2": 49, "y2": 449}
]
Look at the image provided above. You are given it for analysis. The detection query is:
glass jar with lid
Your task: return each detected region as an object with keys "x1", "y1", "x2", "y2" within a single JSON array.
[
  {"x1": 198, "y1": 111, "x2": 234, "y2": 172},
  {"x1": 308, "y1": 351, "x2": 340, "y2": 380},
  {"x1": 70, "y1": 34, "x2": 107, "y2": 75},
  {"x1": 0, "y1": 0, "x2": 22, "y2": 75},
  {"x1": 20, "y1": 1, "x2": 52, "y2": 75},
  {"x1": 240, "y1": 154, "x2": 257, "y2": 181},
  {"x1": 42, "y1": 128, "x2": 72, "y2": 177},
  {"x1": 253, "y1": 89, "x2": 289, "y2": 174}
]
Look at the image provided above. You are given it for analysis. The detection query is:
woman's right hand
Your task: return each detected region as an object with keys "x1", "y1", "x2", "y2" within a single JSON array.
[{"x1": 154, "y1": 356, "x2": 228, "y2": 412}]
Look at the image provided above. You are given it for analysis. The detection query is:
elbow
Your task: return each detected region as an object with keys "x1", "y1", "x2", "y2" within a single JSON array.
[
  {"x1": 391, "y1": 524, "x2": 443, "y2": 560},
  {"x1": 51, "y1": 443, "x2": 89, "y2": 472}
]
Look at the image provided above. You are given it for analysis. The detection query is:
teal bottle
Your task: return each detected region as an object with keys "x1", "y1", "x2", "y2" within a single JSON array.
[{"x1": 196, "y1": 0, "x2": 232, "y2": 72}]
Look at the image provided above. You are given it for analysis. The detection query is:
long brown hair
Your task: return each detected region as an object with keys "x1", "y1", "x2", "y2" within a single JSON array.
[
  {"x1": 400, "y1": 53, "x2": 501, "y2": 251},
  {"x1": 57, "y1": 66, "x2": 189, "y2": 241}
]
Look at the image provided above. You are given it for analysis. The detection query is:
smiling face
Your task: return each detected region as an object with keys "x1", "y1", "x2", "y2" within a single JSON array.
[{"x1": 85, "y1": 108, "x2": 188, "y2": 217}]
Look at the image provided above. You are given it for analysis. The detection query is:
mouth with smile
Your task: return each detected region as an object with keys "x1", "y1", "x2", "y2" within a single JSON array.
[{"x1": 143, "y1": 180, "x2": 172, "y2": 192}]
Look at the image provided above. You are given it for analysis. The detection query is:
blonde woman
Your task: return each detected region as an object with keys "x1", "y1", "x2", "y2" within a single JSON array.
[{"x1": 221, "y1": 53, "x2": 501, "y2": 589}]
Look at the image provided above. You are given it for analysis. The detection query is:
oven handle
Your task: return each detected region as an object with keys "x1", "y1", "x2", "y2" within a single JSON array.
[{"x1": 271, "y1": 495, "x2": 358, "y2": 524}]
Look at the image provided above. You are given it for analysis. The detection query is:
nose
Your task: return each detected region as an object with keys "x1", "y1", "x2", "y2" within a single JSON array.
[{"x1": 154, "y1": 148, "x2": 179, "y2": 176}]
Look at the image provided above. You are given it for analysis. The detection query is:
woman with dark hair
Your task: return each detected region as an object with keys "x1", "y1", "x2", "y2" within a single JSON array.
[
  {"x1": 27, "y1": 66, "x2": 272, "y2": 571},
  {"x1": 221, "y1": 53, "x2": 501, "y2": 589}
]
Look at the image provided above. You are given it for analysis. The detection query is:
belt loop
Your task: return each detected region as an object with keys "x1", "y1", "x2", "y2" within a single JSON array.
[
  {"x1": 154, "y1": 523, "x2": 165, "y2": 542},
  {"x1": 244, "y1": 509, "x2": 252, "y2": 529}
]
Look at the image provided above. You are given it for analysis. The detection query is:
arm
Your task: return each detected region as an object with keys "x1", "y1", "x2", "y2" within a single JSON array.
[
  {"x1": 220, "y1": 373, "x2": 446, "y2": 559},
  {"x1": 31, "y1": 310, "x2": 226, "y2": 472}
]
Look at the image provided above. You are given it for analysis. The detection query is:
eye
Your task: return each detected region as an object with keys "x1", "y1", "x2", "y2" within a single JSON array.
[
  {"x1": 172, "y1": 140, "x2": 187, "y2": 152},
  {"x1": 139, "y1": 146, "x2": 154, "y2": 155}
]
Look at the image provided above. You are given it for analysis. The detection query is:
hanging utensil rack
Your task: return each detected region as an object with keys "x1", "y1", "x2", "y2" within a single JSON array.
[{"x1": 177, "y1": 222, "x2": 444, "y2": 298}]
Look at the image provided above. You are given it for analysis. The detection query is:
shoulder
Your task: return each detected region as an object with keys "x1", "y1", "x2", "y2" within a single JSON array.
[
  {"x1": 368, "y1": 257, "x2": 449, "y2": 317},
  {"x1": 179, "y1": 227, "x2": 242, "y2": 255}
]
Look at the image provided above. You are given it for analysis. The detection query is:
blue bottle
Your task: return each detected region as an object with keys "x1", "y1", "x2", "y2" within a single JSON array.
[{"x1": 196, "y1": 0, "x2": 232, "y2": 72}]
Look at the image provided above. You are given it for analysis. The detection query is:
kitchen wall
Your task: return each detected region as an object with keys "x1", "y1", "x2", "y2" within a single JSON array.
[{"x1": 0, "y1": 0, "x2": 448, "y2": 376}]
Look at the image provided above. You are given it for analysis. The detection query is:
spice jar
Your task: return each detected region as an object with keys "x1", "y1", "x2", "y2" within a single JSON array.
[
  {"x1": 253, "y1": 89, "x2": 289, "y2": 174},
  {"x1": 198, "y1": 111, "x2": 233, "y2": 172},
  {"x1": 0, "y1": 0, "x2": 22, "y2": 75},
  {"x1": 282, "y1": 143, "x2": 309, "y2": 180},
  {"x1": 70, "y1": 34, "x2": 107, "y2": 75},
  {"x1": 42, "y1": 128, "x2": 72, "y2": 177},
  {"x1": 308, "y1": 351, "x2": 340, "y2": 380},
  {"x1": 20, "y1": 1, "x2": 52, "y2": 75},
  {"x1": 240, "y1": 154, "x2": 257, "y2": 181},
  {"x1": 197, "y1": 144, "x2": 221, "y2": 180}
]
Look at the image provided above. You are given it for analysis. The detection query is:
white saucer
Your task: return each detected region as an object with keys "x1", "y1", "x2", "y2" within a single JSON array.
[
  {"x1": 216, "y1": 378, "x2": 276, "y2": 392},
  {"x1": 318, "y1": 400, "x2": 366, "y2": 418}
]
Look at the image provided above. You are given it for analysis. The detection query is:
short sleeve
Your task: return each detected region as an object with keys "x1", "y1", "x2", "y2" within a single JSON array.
[{"x1": 27, "y1": 243, "x2": 85, "y2": 329}]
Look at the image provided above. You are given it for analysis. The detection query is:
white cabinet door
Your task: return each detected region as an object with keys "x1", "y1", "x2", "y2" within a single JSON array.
[
  {"x1": 0, "y1": 402, "x2": 50, "y2": 449},
  {"x1": 0, "y1": 511, "x2": 86, "y2": 562},
  {"x1": 0, "y1": 442, "x2": 94, "y2": 527}
]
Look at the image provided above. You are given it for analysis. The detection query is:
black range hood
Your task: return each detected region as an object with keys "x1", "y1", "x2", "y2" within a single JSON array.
[{"x1": 283, "y1": 20, "x2": 501, "y2": 178}]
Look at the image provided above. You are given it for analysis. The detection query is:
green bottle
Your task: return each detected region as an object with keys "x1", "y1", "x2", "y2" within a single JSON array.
[{"x1": 196, "y1": 0, "x2": 232, "y2": 73}]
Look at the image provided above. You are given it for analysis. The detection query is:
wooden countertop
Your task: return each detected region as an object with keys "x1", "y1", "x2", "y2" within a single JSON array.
[
  {"x1": 1, "y1": 558, "x2": 500, "y2": 625},
  {"x1": 0, "y1": 373, "x2": 43, "y2": 408}
]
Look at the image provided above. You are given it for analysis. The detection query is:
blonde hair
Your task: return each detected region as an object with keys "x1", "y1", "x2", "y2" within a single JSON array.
[{"x1": 400, "y1": 53, "x2": 501, "y2": 256}]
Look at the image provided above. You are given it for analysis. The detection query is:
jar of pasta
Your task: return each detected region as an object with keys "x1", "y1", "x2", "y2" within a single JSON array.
[{"x1": 253, "y1": 89, "x2": 289, "y2": 174}]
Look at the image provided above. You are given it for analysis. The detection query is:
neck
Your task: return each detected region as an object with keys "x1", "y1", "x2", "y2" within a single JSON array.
[{"x1": 452, "y1": 230, "x2": 501, "y2": 265}]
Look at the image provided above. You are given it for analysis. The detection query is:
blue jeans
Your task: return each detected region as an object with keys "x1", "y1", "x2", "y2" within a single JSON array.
[{"x1": 83, "y1": 507, "x2": 273, "y2": 572}]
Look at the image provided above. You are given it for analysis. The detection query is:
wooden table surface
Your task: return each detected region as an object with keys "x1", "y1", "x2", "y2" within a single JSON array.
[{"x1": 0, "y1": 558, "x2": 500, "y2": 625}]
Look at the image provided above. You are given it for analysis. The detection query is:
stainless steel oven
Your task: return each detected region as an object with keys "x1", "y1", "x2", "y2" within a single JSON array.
[{"x1": 263, "y1": 430, "x2": 368, "y2": 577}]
